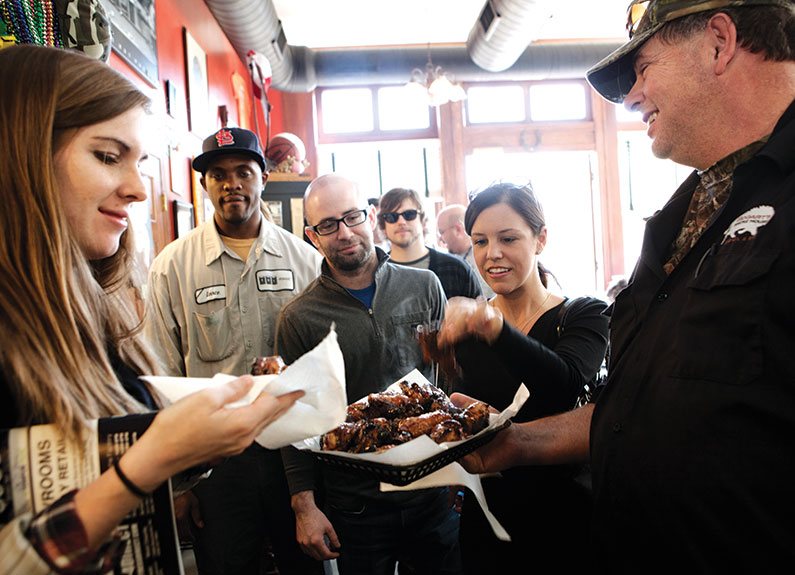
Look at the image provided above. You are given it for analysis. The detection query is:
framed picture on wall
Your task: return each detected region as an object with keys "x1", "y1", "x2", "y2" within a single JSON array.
[
  {"x1": 173, "y1": 200, "x2": 195, "y2": 239},
  {"x1": 184, "y1": 28, "x2": 209, "y2": 135},
  {"x1": 105, "y1": 0, "x2": 159, "y2": 87},
  {"x1": 128, "y1": 155, "x2": 160, "y2": 274},
  {"x1": 191, "y1": 165, "x2": 215, "y2": 226},
  {"x1": 263, "y1": 200, "x2": 284, "y2": 228}
]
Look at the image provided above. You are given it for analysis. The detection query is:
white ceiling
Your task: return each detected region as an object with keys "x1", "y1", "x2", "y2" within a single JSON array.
[{"x1": 271, "y1": 0, "x2": 630, "y2": 49}]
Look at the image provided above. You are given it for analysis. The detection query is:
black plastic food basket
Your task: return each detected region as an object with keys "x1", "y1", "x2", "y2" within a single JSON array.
[{"x1": 312, "y1": 420, "x2": 510, "y2": 486}]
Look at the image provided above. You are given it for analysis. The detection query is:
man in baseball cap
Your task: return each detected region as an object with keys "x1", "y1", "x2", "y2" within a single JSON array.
[
  {"x1": 587, "y1": 0, "x2": 794, "y2": 103},
  {"x1": 458, "y1": 1, "x2": 795, "y2": 571},
  {"x1": 192, "y1": 126, "x2": 266, "y2": 173},
  {"x1": 146, "y1": 125, "x2": 324, "y2": 575}
]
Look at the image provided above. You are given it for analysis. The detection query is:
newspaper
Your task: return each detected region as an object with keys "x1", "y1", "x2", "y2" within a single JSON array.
[{"x1": 0, "y1": 413, "x2": 183, "y2": 575}]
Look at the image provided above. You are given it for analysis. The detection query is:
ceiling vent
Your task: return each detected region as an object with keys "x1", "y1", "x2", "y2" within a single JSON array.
[
  {"x1": 467, "y1": 0, "x2": 556, "y2": 72},
  {"x1": 204, "y1": 0, "x2": 619, "y2": 92}
]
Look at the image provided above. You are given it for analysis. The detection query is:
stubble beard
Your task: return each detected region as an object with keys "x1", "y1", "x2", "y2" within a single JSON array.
[
  {"x1": 218, "y1": 196, "x2": 254, "y2": 224},
  {"x1": 389, "y1": 227, "x2": 421, "y2": 250},
  {"x1": 328, "y1": 237, "x2": 374, "y2": 271}
]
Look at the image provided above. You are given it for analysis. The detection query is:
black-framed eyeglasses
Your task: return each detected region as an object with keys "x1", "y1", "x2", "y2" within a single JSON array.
[
  {"x1": 308, "y1": 209, "x2": 368, "y2": 236},
  {"x1": 382, "y1": 209, "x2": 423, "y2": 224}
]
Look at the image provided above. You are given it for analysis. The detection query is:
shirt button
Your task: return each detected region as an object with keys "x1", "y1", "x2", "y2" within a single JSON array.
[
  {"x1": 656, "y1": 292, "x2": 668, "y2": 302},
  {"x1": 241, "y1": 307, "x2": 248, "y2": 313},
  {"x1": 245, "y1": 340, "x2": 252, "y2": 349},
  {"x1": 612, "y1": 422, "x2": 622, "y2": 433}
]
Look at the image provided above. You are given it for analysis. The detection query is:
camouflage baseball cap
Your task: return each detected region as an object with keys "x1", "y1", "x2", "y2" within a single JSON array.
[
  {"x1": 586, "y1": 0, "x2": 794, "y2": 103},
  {"x1": 56, "y1": 0, "x2": 112, "y2": 62}
]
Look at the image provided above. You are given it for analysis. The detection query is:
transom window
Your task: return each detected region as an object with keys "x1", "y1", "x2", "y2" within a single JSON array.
[
  {"x1": 466, "y1": 80, "x2": 591, "y2": 125},
  {"x1": 317, "y1": 86, "x2": 438, "y2": 144}
]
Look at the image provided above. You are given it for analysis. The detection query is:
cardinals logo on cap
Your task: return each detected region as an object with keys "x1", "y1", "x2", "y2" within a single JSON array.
[{"x1": 216, "y1": 129, "x2": 235, "y2": 147}]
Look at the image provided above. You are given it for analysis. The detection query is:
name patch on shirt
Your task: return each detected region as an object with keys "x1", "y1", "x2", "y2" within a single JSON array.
[
  {"x1": 722, "y1": 205, "x2": 774, "y2": 244},
  {"x1": 195, "y1": 285, "x2": 226, "y2": 304},
  {"x1": 256, "y1": 269, "x2": 295, "y2": 292}
]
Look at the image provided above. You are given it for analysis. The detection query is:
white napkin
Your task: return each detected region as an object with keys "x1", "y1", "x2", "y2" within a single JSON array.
[
  {"x1": 380, "y1": 462, "x2": 511, "y2": 542},
  {"x1": 142, "y1": 326, "x2": 348, "y2": 449}
]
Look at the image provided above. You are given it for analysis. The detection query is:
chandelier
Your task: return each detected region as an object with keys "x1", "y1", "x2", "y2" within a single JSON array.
[{"x1": 404, "y1": 48, "x2": 467, "y2": 108}]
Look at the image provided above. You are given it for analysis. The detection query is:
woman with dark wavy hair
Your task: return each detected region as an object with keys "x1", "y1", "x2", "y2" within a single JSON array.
[
  {"x1": 0, "y1": 45, "x2": 302, "y2": 574},
  {"x1": 438, "y1": 181, "x2": 609, "y2": 573}
]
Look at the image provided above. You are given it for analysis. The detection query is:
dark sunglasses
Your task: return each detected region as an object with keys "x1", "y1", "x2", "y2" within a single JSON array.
[{"x1": 382, "y1": 209, "x2": 423, "y2": 224}]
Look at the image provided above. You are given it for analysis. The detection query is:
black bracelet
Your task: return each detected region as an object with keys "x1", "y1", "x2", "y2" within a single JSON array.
[{"x1": 113, "y1": 458, "x2": 151, "y2": 498}]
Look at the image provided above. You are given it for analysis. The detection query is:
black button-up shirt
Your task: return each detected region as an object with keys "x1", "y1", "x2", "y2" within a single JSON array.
[{"x1": 591, "y1": 100, "x2": 795, "y2": 573}]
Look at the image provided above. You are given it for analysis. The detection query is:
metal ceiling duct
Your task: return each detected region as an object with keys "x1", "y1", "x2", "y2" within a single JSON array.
[
  {"x1": 309, "y1": 43, "x2": 621, "y2": 89},
  {"x1": 204, "y1": 0, "x2": 620, "y2": 93},
  {"x1": 467, "y1": 0, "x2": 556, "y2": 72}
]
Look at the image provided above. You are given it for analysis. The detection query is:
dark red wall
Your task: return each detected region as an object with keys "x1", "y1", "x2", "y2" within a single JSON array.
[{"x1": 108, "y1": 0, "x2": 285, "y2": 212}]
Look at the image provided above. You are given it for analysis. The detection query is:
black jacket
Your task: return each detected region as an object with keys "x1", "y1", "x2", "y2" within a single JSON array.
[
  {"x1": 427, "y1": 247, "x2": 482, "y2": 300},
  {"x1": 591, "y1": 99, "x2": 795, "y2": 573}
]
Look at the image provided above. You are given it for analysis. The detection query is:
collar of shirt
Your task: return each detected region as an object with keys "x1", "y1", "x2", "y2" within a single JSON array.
[
  {"x1": 697, "y1": 135, "x2": 770, "y2": 186},
  {"x1": 319, "y1": 246, "x2": 390, "y2": 288},
  {"x1": 202, "y1": 216, "x2": 287, "y2": 266},
  {"x1": 756, "y1": 98, "x2": 795, "y2": 174}
]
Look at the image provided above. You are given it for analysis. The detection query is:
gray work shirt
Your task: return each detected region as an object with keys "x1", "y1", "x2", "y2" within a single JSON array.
[{"x1": 145, "y1": 218, "x2": 322, "y2": 377}]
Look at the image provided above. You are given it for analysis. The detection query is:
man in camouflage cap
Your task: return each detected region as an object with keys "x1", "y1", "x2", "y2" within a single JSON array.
[
  {"x1": 457, "y1": 1, "x2": 795, "y2": 571},
  {"x1": 587, "y1": 0, "x2": 794, "y2": 102}
]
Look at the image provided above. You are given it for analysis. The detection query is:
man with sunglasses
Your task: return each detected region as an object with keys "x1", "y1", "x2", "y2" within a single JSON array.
[
  {"x1": 452, "y1": 0, "x2": 795, "y2": 572},
  {"x1": 378, "y1": 188, "x2": 482, "y2": 301},
  {"x1": 275, "y1": 174, "x2": 461, "y2": 575}
]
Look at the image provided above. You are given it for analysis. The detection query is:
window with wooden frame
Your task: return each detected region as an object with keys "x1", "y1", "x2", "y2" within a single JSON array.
[
  {"x1": 465, "y1": 79, "x2": 592, "y2": 126},
  {"x1": 316, "y1": 85, "x2": 439, "y2": 144}
]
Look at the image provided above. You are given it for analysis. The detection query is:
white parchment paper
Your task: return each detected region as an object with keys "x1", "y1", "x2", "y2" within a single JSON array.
[{"x1": 142, "y1": 327, "x2": 348, "y2": 449}]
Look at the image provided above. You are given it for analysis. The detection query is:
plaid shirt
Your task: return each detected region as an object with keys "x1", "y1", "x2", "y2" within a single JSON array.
[{"x1": 25, "y1": 490, "x2": 125, "y2": 575}]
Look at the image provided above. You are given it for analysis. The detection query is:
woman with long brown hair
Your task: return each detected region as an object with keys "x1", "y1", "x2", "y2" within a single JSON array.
[{"x1": 0, "y1": 45, "x2": 303, "y2": 574}]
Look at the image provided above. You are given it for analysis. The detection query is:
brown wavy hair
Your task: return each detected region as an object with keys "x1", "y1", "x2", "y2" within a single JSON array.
[{"x1": 0, "y1": 45, "x2": 162, "y2": 437}]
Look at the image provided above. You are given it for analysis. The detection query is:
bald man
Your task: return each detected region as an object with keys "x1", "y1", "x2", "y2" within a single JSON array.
[
  {"x1": 436, "y1": 203, "x2": 494, "y2": 298},
  {"x1": 275, "y1": 174, "x2": 461, "y2": 575}
]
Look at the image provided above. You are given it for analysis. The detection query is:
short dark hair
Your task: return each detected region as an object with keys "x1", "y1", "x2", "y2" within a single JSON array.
[
  {"x1": 659, "y1": 5, "x2": 795, "y2": 62},
  {"x1": 378, "y1": 188, "x2": 425, "y2": 230},
  {"x1": 465, "y1": 182, "x2": 555, "y2": 288}
]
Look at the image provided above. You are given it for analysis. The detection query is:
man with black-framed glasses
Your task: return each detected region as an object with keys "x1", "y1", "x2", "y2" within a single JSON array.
[
  {"x1": 378, "y1": 187, "x2": 481, "y2": 301},
  {"x1": 275, "y1": 174, "x2": 462, "y2": 575}
]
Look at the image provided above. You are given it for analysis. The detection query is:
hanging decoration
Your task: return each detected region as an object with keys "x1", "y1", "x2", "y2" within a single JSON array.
[
  {"x1": 247, "y1": 49, "x2": 274, "y2": 164},
  {"x1": 0, "y1": 0, "x2": 111, "y2": 61},
  {"x1": 404, "y1": 45, "x2": 466, "y2": 108},
  {"x1": 0, "y1": 0, "x2": 62, "y2": 48}
]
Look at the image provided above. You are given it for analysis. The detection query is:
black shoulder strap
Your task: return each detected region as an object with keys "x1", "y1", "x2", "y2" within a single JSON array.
[{"x1": 555, "y1": 297, "x2": 574, "y2": 339}]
